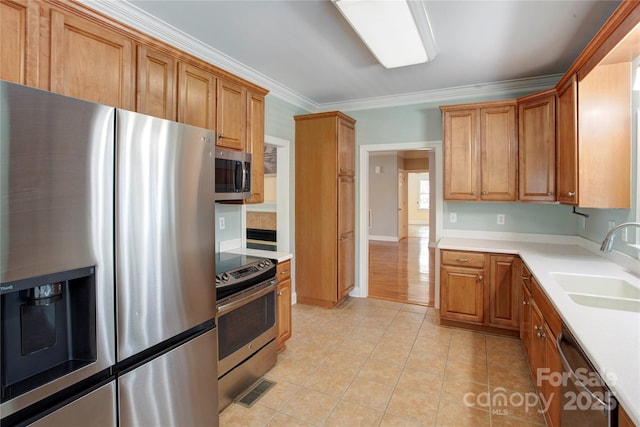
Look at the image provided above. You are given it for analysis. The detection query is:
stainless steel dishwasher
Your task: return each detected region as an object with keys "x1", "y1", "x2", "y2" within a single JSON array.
[{"x1": 557, "y1": 329, "x2": 618, "y2": 426}]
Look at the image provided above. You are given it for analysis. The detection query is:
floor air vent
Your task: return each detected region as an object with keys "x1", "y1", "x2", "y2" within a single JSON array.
[{"x1": 235, "y1": 379, "x2": 276, "y2": 408}]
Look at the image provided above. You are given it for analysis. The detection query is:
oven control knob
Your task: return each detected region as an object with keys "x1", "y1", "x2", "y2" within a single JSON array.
[
  {"x1": 221, "y1": 273, "x2": 229, "y2": 282},
  {"x1": 258, "y1": 261, "x2": 265, "y2": 269},
  {"x1": 215, "y1": 276, "x2": 221, "y2": 284},
  {"x1": 264, "y1": 260, "x2": 271, "y2": 266}
]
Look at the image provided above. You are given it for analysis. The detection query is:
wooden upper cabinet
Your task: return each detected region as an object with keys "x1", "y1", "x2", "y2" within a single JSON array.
[
  {"x1": 556, "y1": 75, "x2": 578, "y2": 205},
  {"x1": 479, "y1": 104, "x2": 517, "y2": 201},
  {"x1": 577, "y1": 62, "x2": 630, "y2": 208},
  {"x1": 441, "y1": 101, "x2": 516, "y2": 201},
  {"x1": 517, "y1": 90, "x2": 556, "y2": 202},
  {"x1": 246, "y1": 91, "x2": 265, "y2": 203},
  {"x1": 177, "y1": 62, "x2": 216, "y2": 130},
  {"x1": 442, "y1": 108, "x2": 478, "y2": 200},
  {"x1": 338, "y1": 117, "x2": 355, "y2": 176},
  {"x1": 136, "y1": 45, "x2": 176, "y2": 121},
  {"x1": 216, "y1": 78, "x2": 247, "y2": 150},
  {"x1": 1, "y1": 0, "x2": 39, "y2": 86},
  {"x1": 49, "y1": 9, "x2": 135, "y2": 110}
]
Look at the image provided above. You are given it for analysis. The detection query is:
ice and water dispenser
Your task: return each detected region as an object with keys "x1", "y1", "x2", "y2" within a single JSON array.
[{"x1": 1, "y1": 267, "x2": 97, "y2": 402}]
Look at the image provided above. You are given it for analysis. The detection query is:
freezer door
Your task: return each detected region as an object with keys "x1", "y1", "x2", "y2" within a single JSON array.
[
  {"x1": 118, "y1": 328, "x2": 218, "y2": 426},
  {"x1": 30, "y1": 382, "x2": 117, "y2": 427},
  {"x1": 116, "y1": 110, "x2": 217, "y2": 360}
]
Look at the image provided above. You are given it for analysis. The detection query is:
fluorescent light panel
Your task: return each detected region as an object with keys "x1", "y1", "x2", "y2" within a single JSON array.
[{"x1": 333, "y1": 0, "x2": 437, "y2": 69}]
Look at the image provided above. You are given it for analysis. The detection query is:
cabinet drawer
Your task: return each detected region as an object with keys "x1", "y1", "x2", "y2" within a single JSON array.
[
  {"x1": 441, "y1": 250, "x2": 485, "y2": 268},
  {"x1": 277, "y1": 260, "x2": 291, "y2": 279}
]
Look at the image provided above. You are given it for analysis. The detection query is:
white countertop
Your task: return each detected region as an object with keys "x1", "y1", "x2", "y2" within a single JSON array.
[
  {"x1": 438, "y1": 237, "x2": 640, "y2": 424},
  {"x1": 226, "y1": 247, "x2": 292, "y2": 263}
]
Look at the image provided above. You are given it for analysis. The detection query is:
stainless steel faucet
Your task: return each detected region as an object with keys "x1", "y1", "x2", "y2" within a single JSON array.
[{"x1": 600, "y1": 222, "x2": 640, "y2": 252}]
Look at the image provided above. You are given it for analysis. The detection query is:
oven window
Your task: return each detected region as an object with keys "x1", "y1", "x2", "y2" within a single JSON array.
[{"x1": 218, "y1": 292, "x2": 275, "y2": 360}]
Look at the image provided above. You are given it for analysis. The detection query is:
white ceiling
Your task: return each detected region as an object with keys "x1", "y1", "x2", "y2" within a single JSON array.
[{"x1": 104, "y1": 0, "x2": 621, "y2": 110}]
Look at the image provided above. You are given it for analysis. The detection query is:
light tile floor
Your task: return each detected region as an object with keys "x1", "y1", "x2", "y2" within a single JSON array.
[{"x1": 220, "y1": 298, "x2": 547, "y2": 427}]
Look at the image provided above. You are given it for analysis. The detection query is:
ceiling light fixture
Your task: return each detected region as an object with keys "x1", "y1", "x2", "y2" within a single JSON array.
[{"x1": 332, "y1": 0, "x2": 437, "y2": 69}]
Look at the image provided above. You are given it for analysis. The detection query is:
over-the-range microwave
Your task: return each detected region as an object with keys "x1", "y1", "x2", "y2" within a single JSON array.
[{"x1": 215, "y1": 148, "x2": 252, "y2": 201}]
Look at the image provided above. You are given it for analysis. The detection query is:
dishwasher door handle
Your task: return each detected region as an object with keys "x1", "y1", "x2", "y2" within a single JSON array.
[{"x1": 556, "y1": 332, "x2": 611, "y2": 409}]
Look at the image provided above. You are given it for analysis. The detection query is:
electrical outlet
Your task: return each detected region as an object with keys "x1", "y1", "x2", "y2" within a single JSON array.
[
  {"x1": 219, "y1": 217, "x2": 225, "y2": 230},
  {"x1": 497, "y1": 214, "x2": 505, "y2": 225},
  {"x1": 450, "y1": 212, "x2": 457, "y2": 223},
  {"x1": 608, "y1": 221, "x2": 616, "y2": 230}
]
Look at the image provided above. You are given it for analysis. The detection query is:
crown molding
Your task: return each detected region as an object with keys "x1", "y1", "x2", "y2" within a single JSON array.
[
  {"x1": 79, "y1": 0, "x2": 562, "y2": 114},
  {"x1": 320, "y1": 74, "x2": 563, "y2": 112}
]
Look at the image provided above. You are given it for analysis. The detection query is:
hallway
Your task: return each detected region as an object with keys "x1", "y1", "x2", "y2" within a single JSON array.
[{"x1": 368, "y1": 225, "x2": 435, "y2": 306}]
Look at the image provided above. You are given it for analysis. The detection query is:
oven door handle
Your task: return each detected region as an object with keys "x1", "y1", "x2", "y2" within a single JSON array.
[
  {"x1": 556, "y1": 332, "x2": 611, "y2": 409},
  {"x1": 217, "y1": 279, "x2": 278, "y2": 316}
]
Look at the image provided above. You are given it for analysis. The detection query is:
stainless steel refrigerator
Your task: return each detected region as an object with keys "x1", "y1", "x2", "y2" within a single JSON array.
[
  {"x1": 0, "y1": 81, "x2": 218, "y2": 426},
  {"x1": 114, "y1": 109, "x2": 218, "y2": 426}
]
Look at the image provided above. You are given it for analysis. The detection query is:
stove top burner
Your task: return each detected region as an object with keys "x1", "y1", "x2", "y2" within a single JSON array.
[
  {"x1": 215, "y1": 253, "x2": 263, "y2": 275},
  {"x1": 214, "y1": 253, "x2": 277, "y2": 301}
]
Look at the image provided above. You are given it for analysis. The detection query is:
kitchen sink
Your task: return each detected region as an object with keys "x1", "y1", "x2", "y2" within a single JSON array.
[
  {"x1": 568, "y1": 294, "x2": 640, "y2": 313},
  {"x1": 550, "y1": 273, "x2": 640, "y2": 299}
]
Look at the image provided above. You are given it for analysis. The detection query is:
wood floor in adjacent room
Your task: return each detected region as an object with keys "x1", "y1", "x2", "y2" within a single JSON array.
[{"x1": 368, "y1": 225, "x2": 435, "y2": 306}]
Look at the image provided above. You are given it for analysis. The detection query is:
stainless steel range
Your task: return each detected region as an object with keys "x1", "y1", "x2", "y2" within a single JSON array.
[{"x1": 215, "y1": 253, "x2": 278, "y2": 411}]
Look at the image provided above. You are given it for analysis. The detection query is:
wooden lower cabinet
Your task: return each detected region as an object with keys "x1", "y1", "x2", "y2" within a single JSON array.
[
  {"x1": 522, "y1": 270, "x2": 562, "y2": 427},
  {"x1": 276, "y1": 260, "x2": 292, "y2": 351},
  {"x1": 440, "y1": 250, "x2": 519, "y2": 334}
]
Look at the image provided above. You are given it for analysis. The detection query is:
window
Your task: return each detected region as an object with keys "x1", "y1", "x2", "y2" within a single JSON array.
[{"x1": 419, "y1": 174, "x2": 429, "y2": 209}]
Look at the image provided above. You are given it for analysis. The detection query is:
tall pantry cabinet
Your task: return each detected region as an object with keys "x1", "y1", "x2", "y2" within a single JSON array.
[{"x1": 294, "y1": 112, "x2": 356, "y2": 308}]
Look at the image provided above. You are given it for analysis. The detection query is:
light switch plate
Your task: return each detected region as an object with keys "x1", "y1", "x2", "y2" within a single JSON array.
[
  {"x1": 497, "y1": 214, "x2": 505, "y2": 225},
  {"x1": 449, "y1": 212, "x2": 457, "y2": 223}
]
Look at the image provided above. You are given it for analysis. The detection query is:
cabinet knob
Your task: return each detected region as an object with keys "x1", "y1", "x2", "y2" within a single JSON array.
[
  {"x1": 471, "y1": 192, "x2": 475, "y2": 196},
  {"x1": 481, "y1": 191, "x2": 487, "y2": 196},
  {"x1": 218, "y1": 133, "x2": 224, "y2": 139},
  {"x1": 547, "y1": 192, "x2": 553, "y2": 196},
  {"x1": 567, "y1": 191, "x2": 575, "y2": 197},
  {"x1": 455, "y1": 258, "x2": 469, "y2": 263},
  {"x1": 522, "y1": 300, "x2": 530, "y2": 305},
  {"x1": 537, "y1": 332, "x2": 546, "y2": 338},
  {"x1": 280, "y1": 270, "x2": 289, "y2": 275},
  {"x1": 478, "y1": 275, "x2": 484, "y2": 281},
  {"x1": 277, "y1": 291, "x2": 283, "y2": 296}
]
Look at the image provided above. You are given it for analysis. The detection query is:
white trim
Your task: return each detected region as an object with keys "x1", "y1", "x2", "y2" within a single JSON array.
[
  {"x1": 369, "y1": 235, "x2": 399, "y2": 242},
  {"x1": 356, "y1": 141, "x2": 443, "y2": 299},
  {"x1": 78, "y1": 0, "x2": 560, "y2": 113},
  {"x1": 321, "y1": 75, "x2": 562, "y2": 112}
]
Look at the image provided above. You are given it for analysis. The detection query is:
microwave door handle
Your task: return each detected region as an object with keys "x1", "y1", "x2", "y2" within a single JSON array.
[{"x1": 234, "y1": 161, "x2": 243, "y2": 192}]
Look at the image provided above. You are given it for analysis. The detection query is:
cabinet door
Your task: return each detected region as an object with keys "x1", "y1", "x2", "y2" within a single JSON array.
[
  {"x1": 177, "y1": 62, "x2": 216, "y2": 130},
  {"x1": 480, "y1": 104, "x2": 517, "y2": 201},
  {"x1": 521, "y1": 283, "x2": 532, "y2": 357},
  {"x1": 529, "y1": 302, "x2": 545, "y2": 392},
  {"x1": 577, "y1": 62, "x2": 630, "y2": 208},
  {"x1": 50, "y1": 9, "x2": 135, "y2": 109},
  {"x1": 246, "y1": 91, "x2": 265, "y2": 203},
  {"x1": 518, "y1": 93, "x2": 556, "y2": 202},
  {"x1": 488, "y1": 255, "x2": 520, "y2": 329},
  {"x1": 338, "y1": 176, "x2": 355, "y2": 301},
  {"x1": 136, "y1": 45, "x2": 176, "y2": 120},
  {"x1": 216, "y1": 78, "x2": 246, "y2": 150},
  {"x1": 1, "y1": 0, "x2": 38, "y2": 86},
  {"x1": 440, "y1": 266, "x2": 484, "y2": 323},
  {"x1": 443, "y1": 109, "x2": 478, "y2": 200},
  {"x1": 276, "y1": 278, "x2": 291, "y2": 350},
  {"x1": 556, "y1": 75, "x2": 578, "y2": 205},
  {"x1": 543, "y1": 323, "x2": 561, "y2": 427},
  {"x1": 337, "y1": 117, "x2": 355, "y2": 176}
]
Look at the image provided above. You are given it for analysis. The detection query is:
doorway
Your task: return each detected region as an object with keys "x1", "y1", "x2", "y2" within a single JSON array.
[{"x1": 356, "y1": 142, "x2": 442, "y2": 306}]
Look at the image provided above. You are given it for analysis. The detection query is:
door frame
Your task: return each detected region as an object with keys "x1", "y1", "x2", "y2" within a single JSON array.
[{"x1": 354, "y1": 141, "x2": 443, "y2": 300}]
